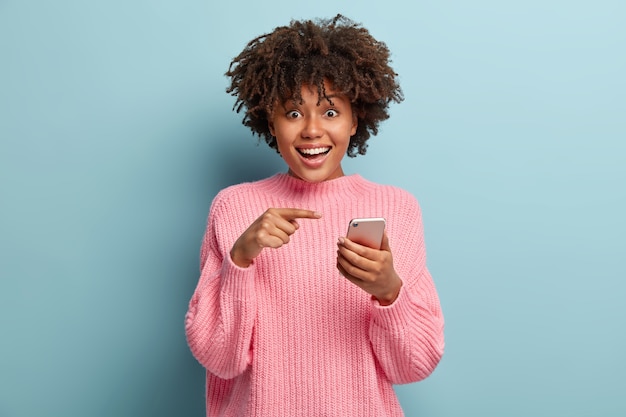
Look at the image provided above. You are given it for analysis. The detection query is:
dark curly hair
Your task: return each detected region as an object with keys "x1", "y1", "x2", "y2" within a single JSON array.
[{"x1": 225, "y1": 14, "x2": 403, "y2": 157}]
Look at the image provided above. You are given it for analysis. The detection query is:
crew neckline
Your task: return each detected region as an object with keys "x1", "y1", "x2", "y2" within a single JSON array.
[{"x1": 258, "y1": 172, "x2": 372, "y2": 203}]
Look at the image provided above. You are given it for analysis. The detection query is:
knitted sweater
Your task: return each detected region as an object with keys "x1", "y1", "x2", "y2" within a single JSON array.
[{"x1": 185, "y1": 173, "x2": 444, "y2": 417}]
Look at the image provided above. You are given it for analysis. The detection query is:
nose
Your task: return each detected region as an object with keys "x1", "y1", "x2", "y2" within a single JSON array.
[{"x1": 301, "y1": 115, "x2": 323, "y2": 139}]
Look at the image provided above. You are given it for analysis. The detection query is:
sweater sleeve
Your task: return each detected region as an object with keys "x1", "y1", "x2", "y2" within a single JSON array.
[
  {"x1": 184, "y1": 195, "x2": 257, "y2": 379},
  {"x1": 368, "y1": 194, "x2": 445, "y2": 384}
]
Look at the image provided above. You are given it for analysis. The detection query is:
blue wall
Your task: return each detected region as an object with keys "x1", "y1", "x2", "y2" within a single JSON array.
[{"x1": 1, "y1": 1, "x2": 624, "y2": 416}]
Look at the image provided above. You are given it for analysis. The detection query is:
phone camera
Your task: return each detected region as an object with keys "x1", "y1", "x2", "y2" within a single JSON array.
[{"x1": 352, "y1": 223, "x2": 359, "y2": 227}]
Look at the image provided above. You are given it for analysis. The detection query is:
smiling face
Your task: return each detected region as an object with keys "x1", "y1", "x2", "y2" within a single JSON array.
[{"x1": 268, "y1": 80, "x2": 358, "y2": 183}]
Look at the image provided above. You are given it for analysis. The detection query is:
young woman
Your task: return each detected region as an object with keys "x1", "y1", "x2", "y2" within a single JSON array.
[{"x1": 185, "y1": 15, "x2": 444, "y2": 416}]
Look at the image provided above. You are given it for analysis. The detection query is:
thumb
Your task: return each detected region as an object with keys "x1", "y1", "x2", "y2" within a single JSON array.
[{"x1": 380, "y1": 230, "x2": 391, "y2": 252}]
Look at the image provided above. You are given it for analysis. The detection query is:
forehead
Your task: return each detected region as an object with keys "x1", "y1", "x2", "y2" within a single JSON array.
[{"x1": 279, "y1": 82, "x2": 346, "y2": 106}]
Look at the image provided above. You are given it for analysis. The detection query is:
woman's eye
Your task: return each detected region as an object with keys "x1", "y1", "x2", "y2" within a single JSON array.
[
  {"x1": 286, "y1": 111, "x2": 301, "y2": 119},
  {"x1": 325, "y1": 109, "x2": 338, "y2": 117}
]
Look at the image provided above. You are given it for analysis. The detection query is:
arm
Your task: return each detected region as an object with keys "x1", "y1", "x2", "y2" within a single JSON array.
[
  {"x1": 185, "y1": 200, "x2": 322, "y2": 379},
  {"x1": 368, "y1": 200, "x2": 444, "y2": 384},
  {"x1": 184, "y1": 199, "x2": 257, "y2": 379},
  {"x1": 336, "y1": 194, "x2": 444, "y2": 384},
  {"x1": 369, "y1": 266, "x2": 444, "y2": 384}
]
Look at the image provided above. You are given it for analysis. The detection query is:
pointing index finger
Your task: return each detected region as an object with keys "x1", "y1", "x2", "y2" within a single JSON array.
[{"x1": 277, "y1": 208, "x2": 322, "y2": 220}]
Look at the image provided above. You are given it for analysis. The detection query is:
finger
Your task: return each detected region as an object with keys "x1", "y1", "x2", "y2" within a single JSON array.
[
  {"x1": 266, "y1": 225, "x2": 293, "y2": 246},
  {"x1": 271, "y1": 208, "x2": 321, "y2": 232},
  {"x1": 336, "y1": 260, "x2": 348, "y2": 278},
  {"x1": 336, "y1": 250, "x2": 374, "y2": 280},
  {"x1": 258, "y1": 215, "x2": 298, "y2": 237},
  {"x1": 338, "y1": 236, "x2": 378, "y2": 260},
  {"x1": 338, "y1": 258, "x2": 375, "y2": 284},
  {"x1": 380, "y1": 231, "x2": 391, "y2": 252},
  {"x1": 262, "y1": 233, "x2": 291, "y2": 248},
  {"x1": 336, "y1": 259, "x2": 360, "y2": 283},
  {"x1": 337, "y1": 262, "x2": 361, "y2": 287},
  {"x1": 273, "y1": 208, "x2": 322, "y2": 221}
]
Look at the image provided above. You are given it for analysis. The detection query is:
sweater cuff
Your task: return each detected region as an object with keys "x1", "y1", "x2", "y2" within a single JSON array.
[
  {"x1": 219, "y1": 252, "x2": 256, "y2": 301},
  {"x1": 370, "y1": 284, "x2": 412, "y2": 330}
]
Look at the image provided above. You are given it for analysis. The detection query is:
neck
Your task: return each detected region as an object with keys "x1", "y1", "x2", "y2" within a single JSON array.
[{"x1": 260, "y1": 172, "x2": 368, "y2": 205}]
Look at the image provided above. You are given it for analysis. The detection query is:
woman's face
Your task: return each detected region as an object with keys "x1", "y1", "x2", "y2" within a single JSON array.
[{"x1": 268, "y1": 80, "x2": 357, "y2": 183}]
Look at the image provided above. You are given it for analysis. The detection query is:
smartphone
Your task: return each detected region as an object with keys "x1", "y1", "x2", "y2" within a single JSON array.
[{"x1": 346, "y1": 217, "x2": 386, "y2": 249}]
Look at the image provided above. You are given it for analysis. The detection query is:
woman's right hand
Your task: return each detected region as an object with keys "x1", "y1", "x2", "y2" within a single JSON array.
[{"x1": 230, "y1": 208, "x2": 322, "y2": 268}]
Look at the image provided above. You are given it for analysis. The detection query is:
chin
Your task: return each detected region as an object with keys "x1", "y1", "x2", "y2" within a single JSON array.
[{"x1": 288, "y1": 170, "x2": 331, "y2": 183}]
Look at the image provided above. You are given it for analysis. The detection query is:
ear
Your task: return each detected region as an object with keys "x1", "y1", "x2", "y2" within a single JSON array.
[{"x1": 350, "y1": 112, "x2": 358, "y2": 136}]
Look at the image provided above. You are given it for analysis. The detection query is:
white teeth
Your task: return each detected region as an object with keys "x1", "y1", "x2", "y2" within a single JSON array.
[{"x1": 299, "y1": 147, "x2": 330, "y2": 155}]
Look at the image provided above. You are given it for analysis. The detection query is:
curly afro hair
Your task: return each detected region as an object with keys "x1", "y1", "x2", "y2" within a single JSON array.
[{"x1": 225, "y1": 14, "x2": 403, "y2": 157}]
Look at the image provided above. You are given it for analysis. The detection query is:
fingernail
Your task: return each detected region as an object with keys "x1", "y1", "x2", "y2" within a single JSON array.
[{"x1": 337, "y1": 237, "x2": 345, "y2": 245}]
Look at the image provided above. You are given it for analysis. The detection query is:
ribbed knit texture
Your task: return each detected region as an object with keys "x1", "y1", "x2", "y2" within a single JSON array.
[{"x1": 185, "y1": 173, "x2": 445, "y2": 417}]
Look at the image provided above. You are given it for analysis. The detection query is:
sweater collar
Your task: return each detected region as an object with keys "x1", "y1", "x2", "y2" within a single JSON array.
[{"x1": 261, "y1": 172, "x2": 371, "y2": 202}]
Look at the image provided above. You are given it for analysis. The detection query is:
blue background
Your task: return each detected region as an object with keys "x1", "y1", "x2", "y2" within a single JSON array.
[{"x1": 1, "y1": 1, "x2": 624, "y2": 416}]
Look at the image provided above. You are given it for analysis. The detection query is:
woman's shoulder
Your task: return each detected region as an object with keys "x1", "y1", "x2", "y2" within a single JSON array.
[
  {"x1": 359, "y1": 176, "x2": 421, "y2": 206},
  {"x1": 210, "y1": 175, "x2": 279, "y2": 209},
  {"x1": 214, "y1": 178, "x2": 265, "y2": 198}
]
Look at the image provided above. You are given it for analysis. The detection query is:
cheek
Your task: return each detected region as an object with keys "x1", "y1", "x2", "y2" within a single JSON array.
[{"x1": 274, "y1": 135, "x2": 291, "y2": 155}]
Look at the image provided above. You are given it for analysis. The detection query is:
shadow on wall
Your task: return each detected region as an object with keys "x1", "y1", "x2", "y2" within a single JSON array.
[
  {"x1": 162, "y1": 129, "x2": 285, "y2": 416},
  {"x1": 203, "y1": 130, "x2": 285, "y2": 194},
  {"x1": 99, "y1": 130, "x2": 285, "y2": 417},
  {"x1": 93, "y1": 347, "x2": 206, "y2": 416}
]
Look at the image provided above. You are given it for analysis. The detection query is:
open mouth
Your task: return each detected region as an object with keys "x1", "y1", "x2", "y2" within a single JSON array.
[{"x1": 297, "y1": 147, "x2": 331, "y2": 159}]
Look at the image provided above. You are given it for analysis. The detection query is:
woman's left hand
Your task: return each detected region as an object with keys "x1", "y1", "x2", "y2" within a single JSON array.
[{"x1": 336, "y1": 231, "x2": 403, "y2": 306}]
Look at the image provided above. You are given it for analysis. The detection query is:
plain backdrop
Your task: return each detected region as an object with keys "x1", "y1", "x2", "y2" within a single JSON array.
[{"x1": 1, "y1": 1, "x2": 624, "y2": 416}]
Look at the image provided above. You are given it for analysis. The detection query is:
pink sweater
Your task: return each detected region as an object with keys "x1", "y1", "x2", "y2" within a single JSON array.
[{"x1": 185, "y1": 173, "x2": 444, "y2": 416}]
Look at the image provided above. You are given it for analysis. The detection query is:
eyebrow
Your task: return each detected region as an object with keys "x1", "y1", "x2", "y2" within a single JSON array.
[{"x1": 280, "y1": 94, "x2": 339, "y2": 107}]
